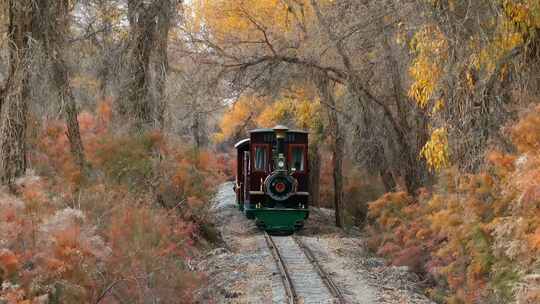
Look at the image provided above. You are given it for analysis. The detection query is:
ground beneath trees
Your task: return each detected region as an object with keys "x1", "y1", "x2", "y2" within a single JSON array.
[{"x1": 195, "y1": 182, "x2": 433, "y2": 304}]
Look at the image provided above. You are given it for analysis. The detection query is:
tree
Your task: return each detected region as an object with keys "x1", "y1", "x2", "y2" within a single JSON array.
[
  {"x1": 410, "y1": 0, "x2": 540, "y2": 171},
  {"x1": 309, "y1": 0, "x2": 429, "y2": 193},
  {"x1": 45, "y1": 0, "x2": 88, "y2": 175},
  {"x1": 153, "y1": 0, "x2": 176, "y2": 130},
  {"x1": 87, "y1": 0, "x2": 122, "y2": 101},
  {"x1": 317, "y1": 76, "x2": 344, "y2": 227},
  {"x1": 191, "y1": 0, "x2": 432, "y2": 194},
  {"x1": 120, "y1": 0, "x2": 178, "y2": 130},
  {"x1": 0, "y1": 0, "x2": 34, "y2": 185}
]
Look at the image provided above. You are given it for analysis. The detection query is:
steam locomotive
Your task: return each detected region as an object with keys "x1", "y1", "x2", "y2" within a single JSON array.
[{"x1": 234, "y1": 125, "x2": 309, "y2": 232}]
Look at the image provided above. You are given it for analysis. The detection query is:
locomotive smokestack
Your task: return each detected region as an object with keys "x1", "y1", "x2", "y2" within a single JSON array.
[{"x1": 273, "y1": 125, "x2": 288, "y2": 155}]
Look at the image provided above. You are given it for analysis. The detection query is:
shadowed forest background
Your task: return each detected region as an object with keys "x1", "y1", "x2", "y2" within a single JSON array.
[{"x1": 0, "y1": 0, "x2": 539, "y2": 303}]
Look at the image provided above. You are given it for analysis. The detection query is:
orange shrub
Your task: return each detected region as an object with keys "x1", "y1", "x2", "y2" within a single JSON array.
[
  {"x1": 368, "y1": 104, "x2": 540, "y2": 303},
  {"x1": 104, "y1": 205, "x2": 200, "y2": 303},
  {"x1": 0, "y1": 177, "x2": 110, "y2": 302},
  {"x1": 2, "y1": 104, "x2": 224, "y2": 303}
]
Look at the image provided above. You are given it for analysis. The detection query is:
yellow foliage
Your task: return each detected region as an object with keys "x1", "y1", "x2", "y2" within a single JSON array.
[
  {"x1": 192, "y1": 0, "x2": 301, "y2": 42},
  {"x1": 295, "y1": 98, "x2": 321, "y2": 129},
  {"x1": 254, "y1": 88, "x2": 322, "y2": 130},
  {"x1": 432, "y1": 99, "x2": 445, "y2": 114},
  {"x1": 213, "y1": 95, "x2": 266, "y2": 143},
  {"x1": 255, "y1": 98, "x2": 293, "y2": 127},
  {"x1": 214, "y1": 87, "x2": 322, "y2": 142},
  {"x1": 504, "y1": 0, "x2": 540, "y2": 29},
  {"x1": 471, "y1": 18, "x2": 524, "y2": 74},
  {"x1": 189, "y1": 0, "x2": 337, "y2": 46},
  {"x1": 408, "y1": 25, "x2": 448, "y2": 109},
  {"x1": 468, "y1": 0, "x2": 540, "y2": 80},
  {"x1": 421, "y1": 127, "x2": 450, "y2": 172}
]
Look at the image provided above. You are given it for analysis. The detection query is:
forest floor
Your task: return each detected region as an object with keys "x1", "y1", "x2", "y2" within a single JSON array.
[{"x1": 195, "y1": 182, "x2": 434, "y2": 304}]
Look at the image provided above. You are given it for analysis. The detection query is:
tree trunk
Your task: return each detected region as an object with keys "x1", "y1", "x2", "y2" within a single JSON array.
[
  {"x1": 330, "y1": 113, "x2": 344, "y2": 228},
  {"x1": 45, "y1": 0, "x2": 88, "y2": 175},
  {"x1": 121, "y1": 0, "x2": 158, "y2": 130},
  {"x1": 318, "y1": 77, "x2": 344, "y2": 228},
  {"x1": 380, "y1": 169, "x2": 396, "y2": 192},
  {"x1": 0, "y1": 0, "x2": 33, "y2": 185},
  {"x1": 122, "y1": 0, "x2": 177, "y2": 130},
  {"x1": 97, "y1": 12, "x2": 111, "y2": 102},
  {"x1": 309, "y1": 144, "x2": 321, "y2": 207},
  {"x1": 154, "y1": 0, "x2": 175, "y2": 130},
  {"x1": 98, "y1": 60, "x2": 110, "y2": 102},
  {"x1": 0, "y1": 79, "x2": 29, "y2": 185},
  {"x1": 191, "y1": 111, "x2": 202, "y2": 149},
  {"x1": 379, "y1": 5, "x2": 409, "y2": 132},
  {"x1": 129, "y1": 12, "x2": 155, "y2": 129}
]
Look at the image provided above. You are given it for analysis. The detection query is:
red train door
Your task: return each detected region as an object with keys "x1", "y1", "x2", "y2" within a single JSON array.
[{"x1": 243, "y1": 151, "x2": 250, "y2": 203}]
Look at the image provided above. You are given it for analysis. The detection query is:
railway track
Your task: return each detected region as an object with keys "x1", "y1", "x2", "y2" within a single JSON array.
[{"x1": 264, "y1": 232, "x2": 347, "y2": 304}]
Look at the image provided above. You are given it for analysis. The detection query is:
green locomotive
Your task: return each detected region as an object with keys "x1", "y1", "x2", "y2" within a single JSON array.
[{"x1": 234, "y1": 125, "x2": 309, "y2": 232}]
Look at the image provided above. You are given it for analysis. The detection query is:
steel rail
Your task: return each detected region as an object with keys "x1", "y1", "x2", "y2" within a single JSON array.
[
  {"x1": 293, "y1": 236, "x2": 347, "y2": 304},
  {"x1": 264, "y1": 232, "x2": 298, "y2": 304}
]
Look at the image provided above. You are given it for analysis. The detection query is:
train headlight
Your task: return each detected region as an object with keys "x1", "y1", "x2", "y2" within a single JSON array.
[{"x1": 277, "y1": 160, "x2": 285, "y2": 169}]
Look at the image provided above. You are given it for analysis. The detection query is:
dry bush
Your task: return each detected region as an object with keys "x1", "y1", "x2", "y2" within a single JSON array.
[
  {"x1": 368, "y1": 105, "x2": 540, "y2": 303},
  {"x1": 343, "y1": 167, "x2": 385, "y2": 229},
  {"x1": 0, "y1": 177, "x2": 109, "y2": 302},
  {"x1": 1, "y1": 104, "x2": 226, "y2": 303}
]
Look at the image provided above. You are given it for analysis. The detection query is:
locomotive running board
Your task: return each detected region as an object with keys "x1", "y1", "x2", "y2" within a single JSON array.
[{"x1": 250, "y1": 208, "x2": 309, "y2": 232}]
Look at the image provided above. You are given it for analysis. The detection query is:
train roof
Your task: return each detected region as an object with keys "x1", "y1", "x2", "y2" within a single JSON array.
[
  {"x1": 234, "y1": 138, "x2": 250, "y2": 149},
  {"x1": 248, "y1": 128, "x2": 308, "y2": 134},
  {"x1": 235, "y1": 126, "x2": 308, "y2": 149}
]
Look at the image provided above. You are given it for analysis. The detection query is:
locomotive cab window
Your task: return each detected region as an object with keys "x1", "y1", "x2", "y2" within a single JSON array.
[
  {"x1": 253, "y1": 145, "x2": 268, "y2": 172},
  {"x1": 289, "y1": 145, "x2": 305, "y2": 172}
]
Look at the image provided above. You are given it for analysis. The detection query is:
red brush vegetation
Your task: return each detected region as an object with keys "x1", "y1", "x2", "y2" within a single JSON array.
[
  {"x1": 1, "y1": 102, "x2": 226, "y2": 303},
  {"x1": 368, "y1": 105, "x2": 540, "y2": 303}
]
